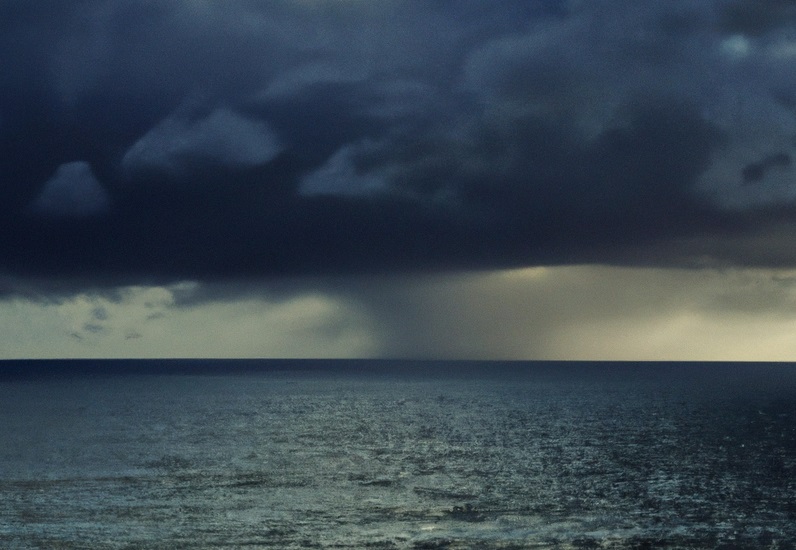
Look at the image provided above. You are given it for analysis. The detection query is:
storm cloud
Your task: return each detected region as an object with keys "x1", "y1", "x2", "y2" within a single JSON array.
[
  {"x1": 2, "y1": 0, "x2": 796, "y2": 294},
  {"x1": 742, "y1": 152, "x2": 792, "y2": 184}
]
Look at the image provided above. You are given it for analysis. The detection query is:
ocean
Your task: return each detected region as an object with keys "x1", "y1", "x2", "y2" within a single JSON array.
[{"x1": 0, "y1": 360, "x2": 794, "y2": 549}]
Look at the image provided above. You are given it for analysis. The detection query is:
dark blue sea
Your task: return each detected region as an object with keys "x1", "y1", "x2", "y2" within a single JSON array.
[{"x1": 1, "y1": 360, "x2": 795, "y2": 549}]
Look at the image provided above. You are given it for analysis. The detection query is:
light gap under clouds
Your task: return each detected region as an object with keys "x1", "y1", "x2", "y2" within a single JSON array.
[{"x1": 4, "y1": 266, "x2": 796, "y2": 360}]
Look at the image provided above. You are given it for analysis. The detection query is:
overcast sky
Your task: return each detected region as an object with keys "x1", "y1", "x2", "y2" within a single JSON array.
[{"x1": 2, "y1": 0, "x2": 796, "y2": 360}]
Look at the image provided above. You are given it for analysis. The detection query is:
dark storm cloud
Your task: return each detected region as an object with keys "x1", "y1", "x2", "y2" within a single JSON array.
[
  {"x1": 720, "y1": 0, "x2": 796, "y2": 36},
  {"x1": 3, "y1": 0, "x2": 796, "y2": 293},
  {"x1": 29, "y1": 161, "x2": 111, "y2": 218},
  {"x1": 742, "y1": 153, "x2": 792, "y2": 184}
]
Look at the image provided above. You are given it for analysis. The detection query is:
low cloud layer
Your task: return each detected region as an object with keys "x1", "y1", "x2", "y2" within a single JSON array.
[
  {"x1": 1, "y1": 0, "x2": 796, "y2": 296},
  {"x1": 0, "y1": 282, "x2": 377, "y2": 358}
]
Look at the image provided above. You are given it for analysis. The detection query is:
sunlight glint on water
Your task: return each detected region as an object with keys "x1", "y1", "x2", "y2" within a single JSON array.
[{"x1": 0, "y1": 362, "x2": 795, "y2": 548}]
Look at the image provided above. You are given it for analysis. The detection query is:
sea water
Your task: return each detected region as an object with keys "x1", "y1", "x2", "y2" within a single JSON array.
[{"x1": 0, "y1": 360, "x2": 795, "y2": 549}]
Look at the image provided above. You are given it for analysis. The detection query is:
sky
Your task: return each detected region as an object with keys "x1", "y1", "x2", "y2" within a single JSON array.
[{"x1": 2, "y1": 0, "x2": 796, "y2": 360}]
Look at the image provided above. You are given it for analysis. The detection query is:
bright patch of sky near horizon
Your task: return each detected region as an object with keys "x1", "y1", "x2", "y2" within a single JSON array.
[{"x1": 3, "y1": 266, "x2": 796, "y2": 361}]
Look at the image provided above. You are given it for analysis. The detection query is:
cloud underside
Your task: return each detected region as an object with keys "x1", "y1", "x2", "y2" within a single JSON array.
[{"x1": 1, "y1": 1, "x2": 796, "y2": 293}]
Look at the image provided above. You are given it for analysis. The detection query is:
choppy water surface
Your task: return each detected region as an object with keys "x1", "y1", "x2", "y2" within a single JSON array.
[{"x1": 1, "y1": 362, "x2": 795, "y2": 549}]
